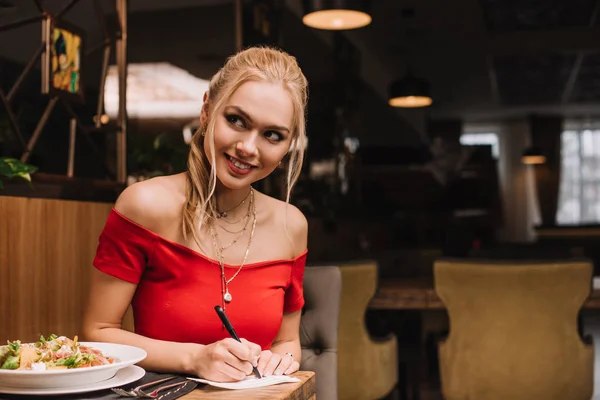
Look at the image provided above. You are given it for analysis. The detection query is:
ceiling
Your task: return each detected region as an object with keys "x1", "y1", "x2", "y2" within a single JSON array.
[
  {"x1": 339, "y1": 0, "x2": 600, "y2": 120},
  {"x1": 1, "y1": 0, "x2": 599, "y2": 123}
]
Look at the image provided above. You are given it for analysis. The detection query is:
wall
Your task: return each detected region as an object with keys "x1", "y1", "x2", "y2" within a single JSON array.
[{"x1": 0, "y1": 196, "x2": 115, "y2": 342}]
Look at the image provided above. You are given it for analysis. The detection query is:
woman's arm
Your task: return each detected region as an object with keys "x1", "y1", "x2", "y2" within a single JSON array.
[
  {"x1": 257, "y1": 310, "x2": 302, "y2": 376},
  {"x1": 80, "y1": 268, "x2": 199, "y2": 374},
  {"x1": 256, "y1": 202, "x2": 308, "y2": 376},
  {"x1": 81, "y1": 268, "x2": 261, "y2": 381}
]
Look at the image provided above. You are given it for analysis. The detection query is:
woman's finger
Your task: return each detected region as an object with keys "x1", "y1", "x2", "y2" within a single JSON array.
[
  {"x1": 257, "y1": 350, "x2": 272, "y2": 375},
  {"x1": 222, "y1": 338, "x2": 254, "y2": 364},
  {"x1": 263, "y1": 353, "x2": 282, "y2": 377},
  {"x1": 214, "y1": 341, "x2": 254, "y2": 376},
  {"x1": 274, "y1": 353, "x2": 293, "y2": 375},
  {"x1": 284, "y1": 360, "x2": 300, "y2": 375},
  {"x1": 240, "y1": 338, "x2": 262, "y2": 363},
  {"x1": 220, "y1": 361, "x2": 249, "y2": 382}
]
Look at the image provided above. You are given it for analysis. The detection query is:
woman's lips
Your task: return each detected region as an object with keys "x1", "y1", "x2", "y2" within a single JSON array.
[{"x1": 225, "y1": 154, "x2": 255, "y2": 176}]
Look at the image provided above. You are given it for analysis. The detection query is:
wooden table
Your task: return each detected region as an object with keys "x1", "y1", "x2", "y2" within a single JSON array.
[
  {"x1": 180, "y1": 371, "x2": 315, "y2": 400},
  {"x1": 369, "y1": 277, "x2": 600, "y2": 310}
]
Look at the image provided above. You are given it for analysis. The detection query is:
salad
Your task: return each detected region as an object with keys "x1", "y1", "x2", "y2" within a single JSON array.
[{"x1": 0, "y1": 334, "x2": 117, "y2": 371}]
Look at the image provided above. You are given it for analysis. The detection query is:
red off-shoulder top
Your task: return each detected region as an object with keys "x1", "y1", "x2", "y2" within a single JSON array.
[{"x1": 92, "y1": 209, "x2": 307, "y2": 350}]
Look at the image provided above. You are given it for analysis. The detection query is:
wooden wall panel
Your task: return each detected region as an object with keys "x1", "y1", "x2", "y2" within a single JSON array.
[{"x1": 0, "y1": 196, "x2": 113, "y2": 343}]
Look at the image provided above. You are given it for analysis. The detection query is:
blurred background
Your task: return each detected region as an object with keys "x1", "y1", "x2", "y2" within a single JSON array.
[{"x1": 2, "y1": 1, "x2": 600, "y2": 399}]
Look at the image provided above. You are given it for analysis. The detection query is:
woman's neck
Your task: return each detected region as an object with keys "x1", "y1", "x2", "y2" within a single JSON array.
[{"x1": 214, "y1": 183, "x2": 252, "y2": 218}]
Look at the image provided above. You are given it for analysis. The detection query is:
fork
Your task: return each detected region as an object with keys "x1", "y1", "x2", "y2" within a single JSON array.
[
  {"x1": 135, "y1": 381, "x2": 189, "y2": 398},
  {"x1": 111, "y1": 376, "x2": 177, "y2": 397}
]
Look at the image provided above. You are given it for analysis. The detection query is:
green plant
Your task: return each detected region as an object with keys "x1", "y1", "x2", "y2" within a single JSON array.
[
  {"x1": 0, "y1": 157, "x2": 37, "y2": 189},
  {"x1": 128, "y1": 132, "x2": 188, "y2": 179}
]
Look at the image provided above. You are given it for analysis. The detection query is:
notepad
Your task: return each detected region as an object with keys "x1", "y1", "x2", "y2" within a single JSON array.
[{"x1": 187, "y1": 375, "x2": 301, "y2": 390}]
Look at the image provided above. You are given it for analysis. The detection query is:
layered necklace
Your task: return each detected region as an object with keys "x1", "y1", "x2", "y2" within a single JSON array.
[
  {"x1": 215, "y1": 189, "x2": 251, "y2": 219},
  {"x1": 209, "y1": 188, "x2": 256, "y2": 310}
]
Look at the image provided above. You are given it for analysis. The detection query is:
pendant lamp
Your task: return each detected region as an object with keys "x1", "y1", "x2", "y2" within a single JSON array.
[
  {"x1": 522, "y1": 146, "x2": 546, "y2": 165},
  {"x1": 302, "y1": 0, "x2": 371, "y2": 30},
  {"x1": 388, "y1": 74, "x2": 432, "y2": 108}
]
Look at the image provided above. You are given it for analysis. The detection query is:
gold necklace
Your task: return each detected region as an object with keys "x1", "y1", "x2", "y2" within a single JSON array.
[
  {"x1": 219, "y1": 210, "x2": 250, "y2": 225},
  {"x1": 218, "y1": 219, "x2": 249, "y2": 234},
  {"x1": 215, "y1": 192, "x2": 253, "y2": 250},
  {"x1": 210, "y1": 188, "x2": 257, "y2": 309},
  {"x1": 216, "y1": 189, "x2": 251, "y2": 218}
]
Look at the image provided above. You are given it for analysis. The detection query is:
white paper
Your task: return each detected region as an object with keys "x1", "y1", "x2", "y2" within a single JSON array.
[{"x1": 187, "y1": 375, "x2": 301, "y2": 390}]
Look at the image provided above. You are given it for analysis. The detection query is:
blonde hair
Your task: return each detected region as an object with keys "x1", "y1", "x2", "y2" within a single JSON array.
[{"x1": 183, "y1": 46, "x2": 309, "y2": 249}]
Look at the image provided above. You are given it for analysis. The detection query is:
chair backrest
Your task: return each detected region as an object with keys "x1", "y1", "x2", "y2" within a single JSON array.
[
  {"x1": 300, "y1": 265, "x2": 342, "y2": 400},
  {"x1": 435, "y1": 258, "x2": 594, "y2": 400},
  {"x1": 338, "y1": 261, "x2": 398, "y2": 400},
  {"x1": 378, "y1": 248, "x2": 442, "y2": 279}
]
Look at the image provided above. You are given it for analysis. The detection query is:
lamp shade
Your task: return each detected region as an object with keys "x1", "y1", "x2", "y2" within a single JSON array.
[
  {"x1": 522, "y1": 146, "x2": 546, "y2": 165},
  {"x1": 388, "y1": 75, "x2": 432, "y2": 108},
  {"x1": 302, "y1": 0, "x2": 371, "y2": 30}
]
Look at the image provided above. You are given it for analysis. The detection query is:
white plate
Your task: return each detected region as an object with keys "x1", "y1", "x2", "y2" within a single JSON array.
[
  {"x1": 0, "y1": 342, "x2": 147, "y2": 389},
  {"x1": 0, "y1": 364, "x2": 145, "y2": 395}
]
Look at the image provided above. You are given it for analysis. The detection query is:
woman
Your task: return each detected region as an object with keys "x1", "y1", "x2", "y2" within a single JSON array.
[{"x1": 81, "y1": 46, "x2": 309, "y2": 383}]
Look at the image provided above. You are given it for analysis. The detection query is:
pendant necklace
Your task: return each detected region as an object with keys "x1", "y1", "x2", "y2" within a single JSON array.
[
  {"x1": 210, "y1": 188, "x2": 256, "y2": 310},
  {"x1": 215, "y1": 189, "x2": 251, "y2": 219}
]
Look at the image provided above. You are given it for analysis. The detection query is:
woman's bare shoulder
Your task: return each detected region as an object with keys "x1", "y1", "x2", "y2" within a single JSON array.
[
  {"x1": 260, "y1": 194, "x2": 308, "y2": 257},
  {"x1": 114, "y1": 173, "x2": 187, "y2": 232}
]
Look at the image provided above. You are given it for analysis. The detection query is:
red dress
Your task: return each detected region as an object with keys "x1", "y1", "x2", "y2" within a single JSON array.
[{"x1": 93, "y1": 209, "x2": 307, "y2": 350}]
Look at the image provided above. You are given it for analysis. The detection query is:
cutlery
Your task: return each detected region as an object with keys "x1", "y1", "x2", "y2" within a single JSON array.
[
  {"x1": 111, "y1": 376, "x2": 176, "y2": 397},
  {"x1": 135, "y1": 381, "x2": 189, "y2": 398}
]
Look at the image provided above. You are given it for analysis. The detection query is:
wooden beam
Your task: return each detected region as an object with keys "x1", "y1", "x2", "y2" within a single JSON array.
[
  {"x1": 0, "y1": 15, "x2": 44, "y2": 32},
  {"x1": 0, "y1": 88, "x2": 27, "y2": 151},
  {"x1": 116, "y1": 0, "x2": 128, "y2": 183},
  {"x1": 20, "y1": 97, "x2": 59, "y2": 163},
  {"x1": 56, "y1": 0, "x2": 83, "y2": 19}
]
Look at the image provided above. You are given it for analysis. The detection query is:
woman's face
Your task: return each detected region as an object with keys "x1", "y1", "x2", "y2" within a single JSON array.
[{"x1": 202, "y1": 81, "x2": 295, "y2": 190}]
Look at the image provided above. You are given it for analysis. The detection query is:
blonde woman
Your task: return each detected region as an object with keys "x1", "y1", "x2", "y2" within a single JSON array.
[{"x1": 82, "y1": 46, "x2": 309, "y2": 383}]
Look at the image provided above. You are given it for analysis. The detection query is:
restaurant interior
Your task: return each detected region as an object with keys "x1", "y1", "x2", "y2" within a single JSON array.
[{"x1": 1, "y1": 0, "x2": 600, "y2": 399}]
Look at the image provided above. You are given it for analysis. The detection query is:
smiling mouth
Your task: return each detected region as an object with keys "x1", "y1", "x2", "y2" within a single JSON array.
[{"x1": 225, "y1": 154, "x2": 257, "y2": 170}]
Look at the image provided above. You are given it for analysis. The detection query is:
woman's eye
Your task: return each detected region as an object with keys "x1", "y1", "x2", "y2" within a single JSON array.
[
  {"x1": 226, "y1": 115, "x2": 244, "y2": 127},
  {"x1": 265, "y1": 131, "x2": 283, "y2": 142}
]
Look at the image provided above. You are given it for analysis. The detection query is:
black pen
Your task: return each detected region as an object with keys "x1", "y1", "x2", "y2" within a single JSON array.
[{"x1": 214, "y1": 305, "x2": 262, "y2": 379}]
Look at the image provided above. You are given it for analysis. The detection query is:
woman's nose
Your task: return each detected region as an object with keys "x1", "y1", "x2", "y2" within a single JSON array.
[{"x1": 236, "y1": 133, "x2": 259, "y2": 157}]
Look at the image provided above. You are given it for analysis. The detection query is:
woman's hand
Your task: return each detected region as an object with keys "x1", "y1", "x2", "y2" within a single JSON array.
[
  {"x1": 193, "y1": 338, "x2": 261, "y2": 382},
  {"x1": 257, "y1": 350, "x2": 299, "y2": 377}
]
